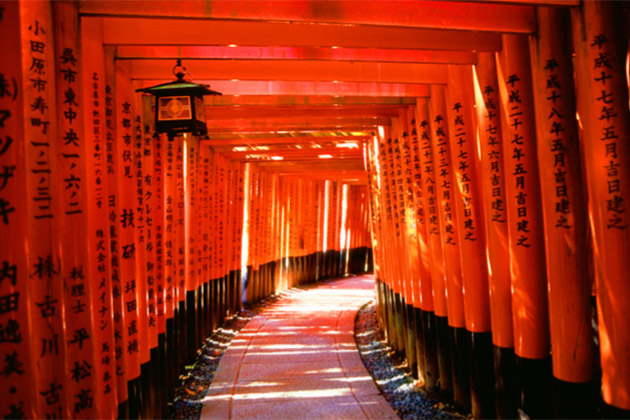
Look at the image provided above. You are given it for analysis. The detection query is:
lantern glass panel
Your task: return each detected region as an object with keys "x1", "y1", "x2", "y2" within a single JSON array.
[
  {"x1": 194, "y1": 96, "x2": 206, "y2": 123},
  {"x1": 158, "y1": 96, "x2": 192, "y2": 121}
]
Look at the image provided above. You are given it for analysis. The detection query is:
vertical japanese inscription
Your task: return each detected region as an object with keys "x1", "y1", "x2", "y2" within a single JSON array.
[
  {"x1": 589, "y1": 34, "x2": 626, "y2": 230},
  {"x1": 482, "y1": 85, "x2": 506, "y2": 224},
  {"x1": 451, "y1": 101, "x2": 476, "y2": 242}
]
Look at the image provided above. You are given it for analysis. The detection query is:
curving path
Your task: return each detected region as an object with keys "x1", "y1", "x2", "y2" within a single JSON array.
[{"x1": 200, "y1": 275, "x2": 398, "y2": 420}]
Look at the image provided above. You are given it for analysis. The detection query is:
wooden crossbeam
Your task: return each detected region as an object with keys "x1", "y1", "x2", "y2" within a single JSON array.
[
  {"x1": 205, "y1": 105, "x2": 406, "y2": 120},
  {"x1": 205, "y1": 117, "x2": 391, "y2": 132},
  {"x1": 209, "y1": 96, "x2": 416, "y2": 106},
  {"x1": 203, "y1": 135, "x2": 370, "y2": 147},
  {"x1": 117, "y1": 45, "x2": 478, "y2": 64},
  {"x1": 138, "y1": 80, "x2": 430, "y2": 97},
  {"x1": 128, "y1": 59, "x2": 449, "y2": 84},
  {"x1": 80, "y1": 1, "x2": 536, "y2": 33},
  {"x1": 98, "y1": 17, "x2": 502, "y2": 51}
]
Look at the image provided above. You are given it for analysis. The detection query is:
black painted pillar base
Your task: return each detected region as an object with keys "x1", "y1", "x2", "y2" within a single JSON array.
[
  {"x1": 394, "y1": 293, "x2": 407, "y2": 357},
  {"x1": 421, "y1": 310, "x2": 440, "y2": 394},
  {"x1": 177, "y1": 299, "x2": 187, "y2": 370},
  {"x1": 186, "y1": 289, "x2": 197, "y2": 363},
  {"x1": 493, "y1": 345, "x2": 517, "y2": 419},
  {"x1": 117, "y1": 398, "x2": 129, "y2": 420},
  {"x1": 385, "y1": 285, "x2": 396, "y2": 348},
  {"x1": 600, "y1": 402, "x2": 630, "y2": 419},
  {"x1": 552, "y1": 377, "x2": 599, "y2": 419},
  {"x1": 469, "y1": 331, "x2": 495, "y2": 419},
  {"x1": 158, "y1": 332, "x2": 168, "y2": 418},
  {"x1": 127, "y1": 378, "x2": 141, "y2": 419},
  {"x1": 165, "y1": 316, "x2": 176, "y2": 398},
  {"x1": 435, "y1": 315, "x2": 453, "y2": 399},
  {"x1": 515, "y1": 355, "x2": 553, "y2": 419},
  {"x1": 414, "y1": 307, "x2": 426, "y2": 383},
  {"x1": 404, "y1": 302, "x2": 418, "y2": 377},
  {"x1": 450, "y1": 327, "x2": 471, "y2": 413}
]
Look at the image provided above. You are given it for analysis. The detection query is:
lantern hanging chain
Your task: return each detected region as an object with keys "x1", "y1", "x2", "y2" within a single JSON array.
[{"x1": 173, "y1": 59, "x2": 192, "y2": 81}]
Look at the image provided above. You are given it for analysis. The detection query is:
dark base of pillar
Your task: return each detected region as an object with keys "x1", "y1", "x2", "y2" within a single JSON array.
[
  {"x1": 600, "y1": 402, "x2": 630, "y2": 419},
  {"x1": 177, "y1": 299, "x2": 187, "y2": 369},
  {"x1": 552, "y1": 377, "x2": 598, "y2": 419},
  {"x1": 404, "y1": 302, "x2": 418, "y2": 378},
  {"x1": 186, "y1": 289, "x2": 198, "y2": 363},
  {"x1": 435, "y1": 315, "x2": 453, "y2": 399},
  {"x1": 414, "y1": 307, "x2": 426, "y2": 383},
  {"x1": 515, "y1": 354, "x2": 553, "y2": 419},
  {"x1": 158, "y1": 332, "x2": 168, "y2": 418},
  {"x1": 127, "y1": 378, "x2": 141, "y2": 419},
  {"x1": 493, "y1": 345, "x2": 517, "y2": 419},
  {"x1": 450, "y1": 326, "x2": 471, "y2": 413},
  {"x1": 421, "y1": 310, "x2": 440, "y2": 394},
  {"x1": 469, "y1": 331, "x2": 495, "y2": 419},
  {"x1": 117, "y1": 398, "x2": 129, "y2": 420}
]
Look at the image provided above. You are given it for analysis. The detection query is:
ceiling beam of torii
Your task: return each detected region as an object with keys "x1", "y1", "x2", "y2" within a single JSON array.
[
  {"x1": 116, "y1": 46, "x2": 478, "y2": 65},
  {"x1": 96, "y1": 17, "x2": 502, "y2": 51},
  {"x1": 139, "y1": 80, "x2": 430, "y2": 97},
  {"x1": 80, "y1": 0, "x2": 545, "y2": 32},
  {"x1": 127, "y1": 59, "x2": 450, "y2": 84}
]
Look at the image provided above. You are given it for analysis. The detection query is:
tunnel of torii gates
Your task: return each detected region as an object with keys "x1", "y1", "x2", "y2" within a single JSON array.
[{"x1": 2, "y1": 0, "x2": 630, "y2": 419}]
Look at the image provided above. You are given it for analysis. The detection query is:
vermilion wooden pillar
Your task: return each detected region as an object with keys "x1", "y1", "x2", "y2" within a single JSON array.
[
  {"x1": 393, "y1": 112, "x2": 418, "y2": 375},
  {"x1": 530, "y1": 7, "x2": 596, "y2": 417},
  {"x1": 445, "y1": 64, "x2": 494, "y2": 418},
  {"x1": 473, "y1": 51, "x2": 516, "y2": 419},
  {"x1": 0, "y1": 2, "x2": 35, "y2": 418},
  {"x1": 497, "y1": 34, "x2": 551, "y2": 418},
  {"x1": 115, "y1": 59, "x2": 142, "y2": 417},
  {"x1": 415, "y1": 98, "x2": 447, "y2": 395},
  {"x1": 104, "y1": 44, "x2": 129, "y2": 414},
  {"x1": 376, "y1": 126, "x2": 402, "y2": 352},
  {"x1": 53, "y1": 3, "x2": 101, "y2": 417},
  {"x1": 572, "y1": 1, "x2": 630, "y2": 412},
  {"x1": 82, "y1": 13, "x2": 118, "y2": 420},
  {"x1": 19, "y1": 2, "x2": 70, "y2": 418},
  {"x1": 429, "y1": 84, "x2": 467, "y2": 406}
]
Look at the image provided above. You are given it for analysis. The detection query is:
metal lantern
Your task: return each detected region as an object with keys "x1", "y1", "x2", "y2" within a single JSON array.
[{"x1": 136, "y1": 59, "x2": 221, "y2": 137}]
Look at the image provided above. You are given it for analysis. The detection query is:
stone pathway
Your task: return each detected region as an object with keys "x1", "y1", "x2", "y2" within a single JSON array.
[{"x1": 200, "y1": 275, "x2": 398, "y2": 420}]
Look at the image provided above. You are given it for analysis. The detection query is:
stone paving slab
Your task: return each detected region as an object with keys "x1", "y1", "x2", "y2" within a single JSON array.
[{"x1": 200, "y1": 275, "x2": 398, "y2": 420}]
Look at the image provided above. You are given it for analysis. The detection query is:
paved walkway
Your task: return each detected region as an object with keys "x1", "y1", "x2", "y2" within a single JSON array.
[{"x1": 200, "y1": 275, "x2": 398, "y2": 420}]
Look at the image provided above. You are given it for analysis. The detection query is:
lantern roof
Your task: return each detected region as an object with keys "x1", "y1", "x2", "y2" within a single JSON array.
[
  {"x1": 136, "y1": 59, "x2": 222, "y2": 96},
  {"x1": 136, "y1": 79, "x2": 222, "y2": 96}
]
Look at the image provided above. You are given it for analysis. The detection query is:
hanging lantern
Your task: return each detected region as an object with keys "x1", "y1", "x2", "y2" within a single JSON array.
[{"x1": 136, "y1": 59, "x2": 221, "y2": 136}]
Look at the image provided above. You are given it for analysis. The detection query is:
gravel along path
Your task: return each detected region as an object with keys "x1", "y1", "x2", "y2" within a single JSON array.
[{"x1": 354, "y1": 301, "x2": 467, "y2": 420}]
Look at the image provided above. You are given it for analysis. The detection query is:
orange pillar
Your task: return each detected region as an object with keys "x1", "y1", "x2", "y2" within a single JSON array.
[
  {"x1": 530, "y1": 6, "x2": 596, "y2": 416},
  {"x1": 104, "y1": 44, "x2": 128, "y2": 410},
  {"x1": 407, "y1": 107, "x2": 434, "y2": 317},
  {"x1": 429, "y1": 84, "x2": 467, "y2": 408},
  {"x1": 498, "y1": 34, "x2": 551, "y2": 417},
  {"x1": 473, "y1": 51, "x2": 516, "y2": 418},
  {"x1": 428, "y1": 85, "x2": 465, "y2": 332},
  {"x1": 82, "y1": 15, "x2": 118, "y2": 418},
  {"x1": 445, "y1": 64, "x2": 494, "y2": 418},
  {"x1": 414, "y1": 99, "x2": 448, "y2": 394},
  {"x1": 445, "y1": 65, "x2": 491, "y2": 335},
  {"x1": 114, "y1": 61, "x2": 142, "y2": 416},
  {"x1": 572, "y1": 1, "x2": 630, "y2": 412},
  {"x1": 131, "y1": 83, "x2": 149, "y2": 376},
  {"x1": 53, "y1": 2, "x2": 102, "y2": 418},
  {"x1": 473, "y1": 53, "x2": 513, "y2": 350},
  {"x1": 0, "y1": 2, "x2": 36, "y2": 418},
  {"x1": 415, "y1": 100, "x2": 447, "y2": 321}
]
